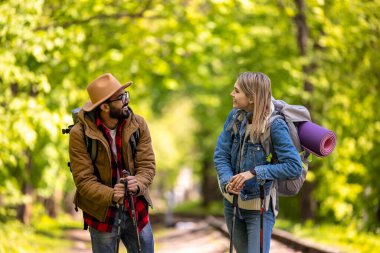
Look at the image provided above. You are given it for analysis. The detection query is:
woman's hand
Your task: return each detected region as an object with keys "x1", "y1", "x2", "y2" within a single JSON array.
[
  {"x1": 229, "y1": 171, "x2": 255, "y2": 190},
  {"x1": 226, "y1": 183, "x2": 241, "y2": 195}
]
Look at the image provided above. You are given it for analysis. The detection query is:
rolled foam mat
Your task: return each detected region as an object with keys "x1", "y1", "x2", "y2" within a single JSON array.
[{"x1": 298, "y1": 121, "x2": 337, "y2": 157}]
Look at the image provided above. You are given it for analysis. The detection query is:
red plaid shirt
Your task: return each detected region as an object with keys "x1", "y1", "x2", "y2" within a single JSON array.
[{"x1": 84, "y1": 116, "x2": 149, "y2": 233}]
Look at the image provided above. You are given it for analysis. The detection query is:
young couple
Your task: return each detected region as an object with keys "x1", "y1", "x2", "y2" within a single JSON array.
[{"x1": 70, "y1": 72, "x2": 301, "y2": 253}]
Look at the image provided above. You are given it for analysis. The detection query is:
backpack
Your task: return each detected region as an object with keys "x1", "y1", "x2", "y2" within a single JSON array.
[
  {"x1": 261, "y1": 99, "x2": 311, "y2": 196},
  {"x1": 230, "y1": 99, "x2": 311, "y2": 197},
  {"x1": 62, "y1": 107, "x2": 140, "y2": 171}
]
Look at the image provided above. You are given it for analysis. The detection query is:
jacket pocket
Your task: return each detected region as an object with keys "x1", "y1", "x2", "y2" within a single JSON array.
[
  {"x1": 242, "y1": 178, "x2": 260, "y2": 196},
  {"x1": 246, "y1": 143, "x2": 266, "y2": 167},
  {"x1": 76, "y1": 192, "x2": 108, "y2": 222},
  {"x1": 242, "y1": 180, "x2": 273, "y2": 199}
]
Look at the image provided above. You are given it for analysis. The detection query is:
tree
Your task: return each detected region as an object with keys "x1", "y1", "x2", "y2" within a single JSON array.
[{"x1": 1, "y1": 0, "x2": 379, "y2": 232}]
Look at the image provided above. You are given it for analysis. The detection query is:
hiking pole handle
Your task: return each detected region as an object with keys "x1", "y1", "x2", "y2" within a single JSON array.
[
  {"x1": 122, "y1": 170, "x2": 130, "y2": 195},
  {"x1": 120, "y1": 170, "x2": 130, "y2": 209},
  {"x1": 122, "y1": 170, "x2": 130, "y2": 177}
]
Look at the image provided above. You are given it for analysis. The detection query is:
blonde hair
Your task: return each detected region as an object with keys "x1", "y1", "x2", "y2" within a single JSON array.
[{"x1": 237, "y1": 72, "x2": 272, "y2": 140}]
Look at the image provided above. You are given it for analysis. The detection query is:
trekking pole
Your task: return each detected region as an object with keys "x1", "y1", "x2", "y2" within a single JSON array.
[
  {"x1": 229, "y1": 194, "x2": 238, "y2": 253},
  {"x1": 259, "y1": 185, "x2": 264, "y2": 253},
  {"x1": 115, "y1": 206, "x2": 122, "y2": 253},
  {"x1": 115, "y1": 181, "x2": 125, "y2": 253},
  {"x1": 122, "y1": 170, "x2": 142, "y2": 253}
]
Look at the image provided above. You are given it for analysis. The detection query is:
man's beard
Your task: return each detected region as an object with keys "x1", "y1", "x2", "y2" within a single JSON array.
[{"x1": 109, "y1": 103, "x2": 130, "y2": 120}]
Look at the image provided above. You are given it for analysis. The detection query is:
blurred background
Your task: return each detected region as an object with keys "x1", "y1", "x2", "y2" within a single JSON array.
[{"x1": 0, "y1": 0, "x2": 379, "y2": 252}]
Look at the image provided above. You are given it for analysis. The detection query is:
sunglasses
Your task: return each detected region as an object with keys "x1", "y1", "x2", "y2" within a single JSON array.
[{"x1": 108, "y1": 91, "x2": 130, "y2": 104}]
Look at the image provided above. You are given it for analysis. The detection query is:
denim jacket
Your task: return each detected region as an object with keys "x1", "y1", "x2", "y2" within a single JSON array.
[{"x1": 214, "y1": 109, "x2": 302, "y2": 200}]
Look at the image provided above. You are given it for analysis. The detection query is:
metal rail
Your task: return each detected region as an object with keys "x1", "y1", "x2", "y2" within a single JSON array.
[{"x1": 206, "y1": 216, "x2": 343, "y2": 253}]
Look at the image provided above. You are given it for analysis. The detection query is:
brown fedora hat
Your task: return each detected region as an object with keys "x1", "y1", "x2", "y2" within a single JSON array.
[{"x1": 82, "y1": 73, "x2": 132, "y2": 112}]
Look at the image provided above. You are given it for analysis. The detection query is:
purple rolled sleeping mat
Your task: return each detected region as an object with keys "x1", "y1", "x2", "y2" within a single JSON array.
[{"x1": 298, "y1": 121, "x2": 337, "y2": 157}]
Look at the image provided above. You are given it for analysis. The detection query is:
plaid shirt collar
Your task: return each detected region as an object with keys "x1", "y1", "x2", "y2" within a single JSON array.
[{"x1": 96, "y1": 116, "x2": 126, "y2": 185}]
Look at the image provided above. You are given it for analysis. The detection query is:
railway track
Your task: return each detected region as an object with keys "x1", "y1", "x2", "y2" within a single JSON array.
[
  {"x1": 154, "y1": 215, "x2": 343, "y2": 253},
  {"x1": 66, "y1": 214, "x2": 343, "y2": 253}
]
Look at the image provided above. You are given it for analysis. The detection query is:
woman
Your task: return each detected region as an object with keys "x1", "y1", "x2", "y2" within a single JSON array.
[{"x1": 213, "y1": 72, "x2": 302, "y2": 253}]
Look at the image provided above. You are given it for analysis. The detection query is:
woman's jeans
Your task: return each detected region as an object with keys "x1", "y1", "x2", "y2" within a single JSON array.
[
  {"x1": 89, "y1": 210, "x2": 154, "y2": 253},
  {"x1": 224, "y1": 198, "x2": 275, "y2": 253}
]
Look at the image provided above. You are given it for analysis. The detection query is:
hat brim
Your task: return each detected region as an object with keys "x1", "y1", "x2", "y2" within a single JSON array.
[{"x1": 82, "y1": 81, "x2": 132, "y2": 112}]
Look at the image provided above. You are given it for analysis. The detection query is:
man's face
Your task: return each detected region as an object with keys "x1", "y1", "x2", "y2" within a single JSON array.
[{"x1": 107, "y1": 89, "x2": 130, "y2": 119}]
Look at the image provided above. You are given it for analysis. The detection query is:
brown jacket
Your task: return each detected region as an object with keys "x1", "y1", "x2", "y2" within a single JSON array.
[{"x1": 69, "y1": 110, "x2": 155, "y2": 222}]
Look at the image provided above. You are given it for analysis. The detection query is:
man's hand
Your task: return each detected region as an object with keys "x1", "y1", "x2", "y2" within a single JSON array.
[
  {"x1": 229, "y1": 171, "x2": 255, "y2": 191},
  {"x1": 113, "y1": 183, "x2": 125, "y2": 204},
  {"x1": 125, "y1": 175, "x2": 139, "y2": 194}
]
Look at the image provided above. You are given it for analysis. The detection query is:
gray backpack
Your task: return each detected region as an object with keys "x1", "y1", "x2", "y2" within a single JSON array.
[{"x1": 260, "y1": 99, "x2": 311, "y2": 196}]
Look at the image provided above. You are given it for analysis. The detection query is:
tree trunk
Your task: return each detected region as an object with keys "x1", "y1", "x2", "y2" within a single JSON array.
[
  {"x1": 16, "y1": 183, "x2": 33, "y2": 224},
  {"x1": 63, "y1": 191, "x2": 76, "y2": 215},
  {"x1": 201, "y1": 159, "x2": 220, "y2": 207},
  {"x1": 16, "y1": 149, "x2": 34, "y2": 224},
  {"x1": 43, "y1": 196, "x2": 57, "y2": 218},
  {"x1": 294, "y1": 0, "x2": 308, "y2": 56},
  {"x1": 294, "y1": 0, "x2": 317, "y2": 221},
  {"x1": 299, "y1": 166, "x2": 317, "y2": 221}
]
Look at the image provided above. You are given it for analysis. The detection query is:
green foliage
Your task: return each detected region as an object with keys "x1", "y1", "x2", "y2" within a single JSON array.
[
  {"x1": 0, "y1": 0, "x2": 379, "y2": 241},
  {"x1": 0, "y1": 205, "x2": 81, "y2": 253},
  {"x1": 173, "y1": 199, "x2": 224, "y2": 217},
  {"x1": 149, "y1": 97, "x2": 197, "y2": 192},
  {"x1": 299, "y1": 0, "x2": 380, "y2": 229},
  {"x1": 275, "y1": 219, "x2": 380, "y2": 253}
]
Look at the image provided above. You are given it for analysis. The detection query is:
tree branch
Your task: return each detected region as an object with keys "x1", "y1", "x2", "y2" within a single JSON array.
[{"x1": 35, "y1": 0, "x2": 154, "y2": 31}]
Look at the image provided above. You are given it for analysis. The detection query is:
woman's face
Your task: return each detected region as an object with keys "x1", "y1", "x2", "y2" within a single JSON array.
[{"x1": 231, "y1": 82, "x2": 251, "y2": 111}]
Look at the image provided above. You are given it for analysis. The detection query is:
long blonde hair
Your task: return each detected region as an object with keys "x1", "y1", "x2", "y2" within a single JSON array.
[{"x1": 237, "y1": 72, "x2": 272, "y2": 140}]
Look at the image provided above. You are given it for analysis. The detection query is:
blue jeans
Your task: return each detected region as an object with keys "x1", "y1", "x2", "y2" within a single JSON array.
[
  {"x1": 89, "y1": 210, "x2": 154, "y2": 253},
  {"x1": 224, "y1": 198, "x2": 275, "y2": 253}
]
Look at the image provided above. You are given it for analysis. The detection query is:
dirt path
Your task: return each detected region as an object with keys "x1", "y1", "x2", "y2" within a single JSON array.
[
  {"x1": 65, "y1": 220, "x2": 301, "y2": 253},
  {"x1": 65, "y1": 229, "x2": 91, "y2": 253}
]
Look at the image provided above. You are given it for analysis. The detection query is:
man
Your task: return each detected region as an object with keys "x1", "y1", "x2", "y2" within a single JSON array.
[{"x1": 69, "y1": 73, "x2": 155, "y2": 253}]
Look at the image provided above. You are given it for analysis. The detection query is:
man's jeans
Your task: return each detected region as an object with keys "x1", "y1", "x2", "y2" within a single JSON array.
[
  {"x1": 89, "y1": 210, "x2": 154, "y2": 253},
  {"x1": 224, "y1": 198, "x2": 275, "y2": 253}
]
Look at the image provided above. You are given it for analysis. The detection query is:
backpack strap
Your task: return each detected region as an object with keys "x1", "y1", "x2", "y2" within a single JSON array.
[
  {"x1": 227, "y1": 109, "x2": 245, "y2": 138},
  {"x1": 122, "y1": 128, "x2": 140, "y2": 178},
  {"x1": 130, "y1": 128, "x2": 140, "y2": 160},
  {"x1": 260, "y1": 114, "x2": 283, "y2": 157},
  {"x1": 82, "y1": 111, "x2": 99, "y2": 164},
  {"x1": 82, "y1": 124, "x2": 98, "y2": 164},
  {"x1": 87, "y1": 137, "x2": 98, "y2": 163},
  {"x1": 74, "y1": 124, "x2": 99, "y2": 216}
]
